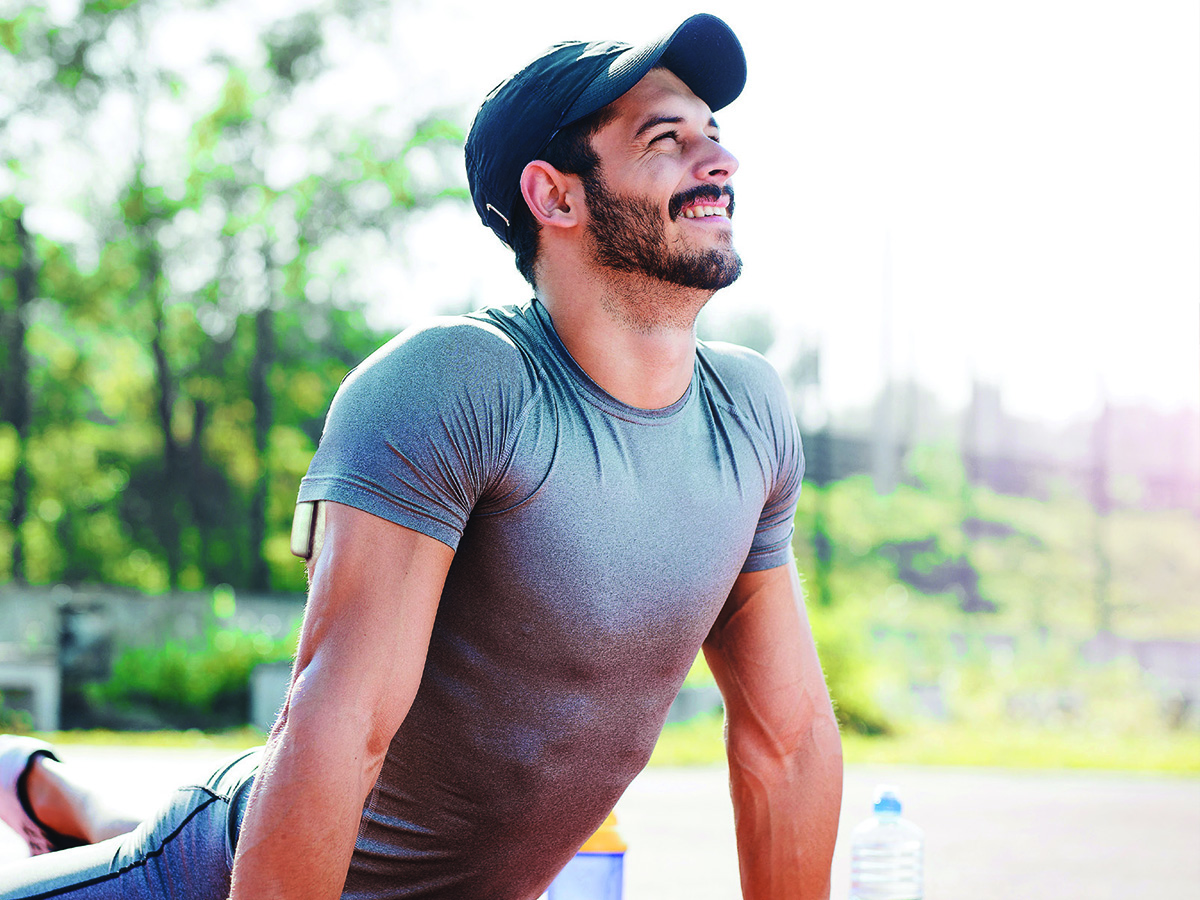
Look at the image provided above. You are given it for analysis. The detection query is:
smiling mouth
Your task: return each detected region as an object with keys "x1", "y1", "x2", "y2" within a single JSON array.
[{"x1": 670, "y1": 185, "x2": 735, "y2": 222}]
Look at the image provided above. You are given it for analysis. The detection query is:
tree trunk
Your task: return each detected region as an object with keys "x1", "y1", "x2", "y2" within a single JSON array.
[
  {"x1": 144, "y1": 232, "x2": 183, "y2": 590},
  {"x1": 4, "y1": 213, "x2": 35, "y2": 584},
  {"x1": 249, "y1": 301, "x2": 275, "y2": 590}
]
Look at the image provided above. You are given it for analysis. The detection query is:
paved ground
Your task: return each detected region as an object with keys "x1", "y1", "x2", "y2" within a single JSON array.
[{"x1": 1, "y1": 744, "x2": 1197, "y2": 898}]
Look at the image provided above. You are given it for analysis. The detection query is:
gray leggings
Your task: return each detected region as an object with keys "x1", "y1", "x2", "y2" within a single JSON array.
[{"x1": 0, "y1": 749, "x2": 259, "y2": 899}]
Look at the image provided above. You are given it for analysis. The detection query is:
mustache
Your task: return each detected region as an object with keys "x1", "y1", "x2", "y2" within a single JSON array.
[{"x1": 668, "y1": 184, "x2": 735, "y2": 221}]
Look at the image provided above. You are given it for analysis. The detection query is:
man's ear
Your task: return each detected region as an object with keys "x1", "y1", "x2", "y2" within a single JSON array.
[{"x1": 519, "y1": 161, "x2": 581, "y2": 230}]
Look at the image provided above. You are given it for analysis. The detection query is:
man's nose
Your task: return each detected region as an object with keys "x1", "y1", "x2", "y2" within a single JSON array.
[{"x1": 693, "y1": 139, "x2": 739, "y2": 184}]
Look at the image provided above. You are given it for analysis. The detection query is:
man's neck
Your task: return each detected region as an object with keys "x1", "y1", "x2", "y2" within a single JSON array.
[{"x1": 536, "y1": 268, "x2": 713, "y2": 410}]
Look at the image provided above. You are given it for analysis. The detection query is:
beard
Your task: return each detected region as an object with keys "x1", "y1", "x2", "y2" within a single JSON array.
[{"x1": 580, "y1": 173, "x2": 743, "y2": 291}]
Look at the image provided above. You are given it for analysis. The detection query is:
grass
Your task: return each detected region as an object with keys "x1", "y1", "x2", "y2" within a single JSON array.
[
  {"x1": 838, "y1": 724, "x2": 1200, "y2": 773},
  {"x1": 27, "y1": 717, "x2": 1200, "y2": 775},
  {"x1": 32, "y1": 727, "x2": 266, "y2": 751},
  {"x1": 648, "y1": 713, "x2": 1200, "y2": 774}
]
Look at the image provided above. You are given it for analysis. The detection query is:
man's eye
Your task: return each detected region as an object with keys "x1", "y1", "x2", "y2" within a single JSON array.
[{"x1": 650, "y1": 130, "x2": 680, "y2": 146}]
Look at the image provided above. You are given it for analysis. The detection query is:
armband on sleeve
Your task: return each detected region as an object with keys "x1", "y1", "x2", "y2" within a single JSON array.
[{"x1": 290, "y1": 500, "x2": 326, "y2": 560}]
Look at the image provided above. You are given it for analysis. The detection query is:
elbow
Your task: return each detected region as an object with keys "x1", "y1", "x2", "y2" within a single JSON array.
[
  {"x1": 277, "y1": 661, "x2": 394, "y2": 788},
  {"x1": 725, "y1": 698, "x2": 843, "y2": 782}
]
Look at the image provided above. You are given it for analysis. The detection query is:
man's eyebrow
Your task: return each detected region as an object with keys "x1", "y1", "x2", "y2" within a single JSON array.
[{"x1": 634, "y1": 115, "x2": 720, "y2": 138}]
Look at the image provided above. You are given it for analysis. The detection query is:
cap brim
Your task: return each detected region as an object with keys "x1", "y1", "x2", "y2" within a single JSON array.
[{"x1": 562, "y1": 14, "x2": 746, "y2": 127}]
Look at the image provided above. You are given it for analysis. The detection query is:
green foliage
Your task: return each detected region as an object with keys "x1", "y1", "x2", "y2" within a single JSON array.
[
  {"x1": 807, "y1": 601, "x2": 894, "y2": 735},
  {"x1": 950, "y1": 640, "x2": 1161, "y2": 734},
  {"x1": 0, "y1": 693, "x2": 34, "y2": 733},
  {"x1": 86, "y1": 622, "x2": 297, "y2": 729},
  {"x1": 795, "y1": 447, "x2": 1200, "y2": 639},
  {"x1": 0, "y1": 10, "x2": 35, "y2": 55},
  {"x1": 0, "y1": 0, "x2": 470, "y2": 592},
  {"x1": 790, "y1": 442, "x2": 1199, "y2": 749}
]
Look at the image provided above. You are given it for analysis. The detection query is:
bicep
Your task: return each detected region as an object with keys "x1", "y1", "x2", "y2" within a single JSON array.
[
  {"x1": 287, "y1": 501, "x2": 455, "y2": 756},
  {"x1": 702, "y1": 560, "x2": 831, "y2": 758}
]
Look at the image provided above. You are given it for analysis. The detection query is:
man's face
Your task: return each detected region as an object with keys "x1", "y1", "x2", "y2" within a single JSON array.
[{"x1": 580, "y1": 68, "x2": 742, "y2": 291}]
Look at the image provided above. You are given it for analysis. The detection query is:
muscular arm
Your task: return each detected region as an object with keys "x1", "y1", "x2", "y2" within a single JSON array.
[
  {"x1": 229, "y1": 502, "x2": 454, "y2": 900},
  {"x1": 703, "y1": 558, "x2": 843, "y2": 899}
]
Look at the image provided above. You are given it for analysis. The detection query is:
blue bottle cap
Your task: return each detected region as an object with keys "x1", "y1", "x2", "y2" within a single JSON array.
[{"x1": 873, "y1": 787, "x2": 902, "y2": 815}]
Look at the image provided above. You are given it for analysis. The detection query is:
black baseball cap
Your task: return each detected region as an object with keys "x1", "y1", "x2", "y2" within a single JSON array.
[{"x1": 465, "y1": 13, "x2": 747, "y2": 246}]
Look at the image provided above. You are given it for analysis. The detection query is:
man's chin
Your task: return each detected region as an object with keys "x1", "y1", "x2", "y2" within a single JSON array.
[{"x1": 668, "y1": 249, "x2": 743, "y2": 292}]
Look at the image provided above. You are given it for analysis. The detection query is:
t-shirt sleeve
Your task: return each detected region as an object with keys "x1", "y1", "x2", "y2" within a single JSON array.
[
  {"x1": 297, "y1": 317, "x2": 537, "y2": 550},
  {"x1": 738, "y1": 356, "x2": 805, "y2": 574}
]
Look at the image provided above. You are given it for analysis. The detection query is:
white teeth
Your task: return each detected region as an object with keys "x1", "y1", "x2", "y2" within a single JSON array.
[{"x1": 683, "y1": 206, "x2": 727, "y2": 219}]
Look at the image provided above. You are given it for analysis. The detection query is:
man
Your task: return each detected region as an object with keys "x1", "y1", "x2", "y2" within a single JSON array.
[{"x1": 1, "y1": 13, "x2": 842, "y2": 899}]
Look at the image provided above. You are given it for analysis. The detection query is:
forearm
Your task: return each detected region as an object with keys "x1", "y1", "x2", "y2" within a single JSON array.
[
  {"x1": 704, "y1": 561, "x2": 843, "y2": 897},
  {"x1": 729, "y1": 711, "x2": 843, "y2": 899},
  {"x1": 229, "y1": 674, "x2": 388, "y2": 900}
]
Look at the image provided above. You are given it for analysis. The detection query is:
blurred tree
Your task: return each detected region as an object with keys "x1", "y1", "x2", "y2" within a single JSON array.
[
  {"x1": 0, "y1": 0, "x2": 141, "y2": 582},
  {"x1": 180, "y1": 3, "x2": 466, "y2": 588},
  {"x1": 1, "y1": 0, "x2": 468, "y2": 591}
]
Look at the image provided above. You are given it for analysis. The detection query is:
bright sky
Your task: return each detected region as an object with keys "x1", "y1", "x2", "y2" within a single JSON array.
[{"x1": 377, "y1": 0, "x2": 1199, "y2": 424}]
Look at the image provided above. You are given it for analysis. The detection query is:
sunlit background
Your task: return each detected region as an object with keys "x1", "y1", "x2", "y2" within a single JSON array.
[
  {"x1": 1, "y1": 0, "x2": 1197, "y2": 784},
  {"x1": 397, "y1": 0, "x2": 1200, "y2": 425}
]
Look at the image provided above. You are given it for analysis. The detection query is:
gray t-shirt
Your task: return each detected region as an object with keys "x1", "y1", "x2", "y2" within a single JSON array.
[{"x1": 298, "y1": 299, "x2": 803, "y2": 898}]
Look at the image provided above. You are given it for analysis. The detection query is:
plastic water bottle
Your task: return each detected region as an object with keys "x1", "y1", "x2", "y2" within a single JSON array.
[
  {"x1": 849, "y1": 786, "x2": 924, "y2": 900},
  {"x1": 545, "y1": 811, "x2": 627, "y2": 900}
]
